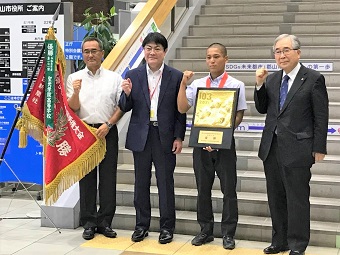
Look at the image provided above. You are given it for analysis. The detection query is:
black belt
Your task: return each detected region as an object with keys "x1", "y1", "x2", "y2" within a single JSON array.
[
  {"x1": 150, "y1": 121, "x2": 158, "y2": 127},
  {"x1": 86, "y1": 123, "x2": 103, "y2": 128}
]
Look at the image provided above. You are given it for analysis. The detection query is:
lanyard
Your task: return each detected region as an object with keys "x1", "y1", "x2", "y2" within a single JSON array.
[
  {"x1": 149, "y1": 72, "x2": 162, "y2": 100},
  {"x1": 206, "y1": 72, "x2": 228, "y2": 88}
]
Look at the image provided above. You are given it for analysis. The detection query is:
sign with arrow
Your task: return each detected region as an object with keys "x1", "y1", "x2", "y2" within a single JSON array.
[
  {"x1": 235, "y1": 122, "x2": 340, "y2": 135},
  {"x1": 187, "y1": 122, "x2": 340, "y2": 136}
]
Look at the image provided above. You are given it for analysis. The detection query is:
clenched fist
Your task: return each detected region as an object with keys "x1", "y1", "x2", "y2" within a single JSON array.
[
  {"x1": 255, "y1": 67, "x2": 268, "y2": 87},
  {"x1": 72, "y1": 79, "x2": 82, "y2": 95},
  {"x1": 122, "y1": 78, "x2": 132, "y2": 96},
  {"x1": 181, "y1": 70, "x2": 194, "y2": 87}
]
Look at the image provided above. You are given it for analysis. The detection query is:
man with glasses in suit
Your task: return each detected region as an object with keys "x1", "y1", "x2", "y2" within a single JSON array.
[
  {"x1": 119, "y1": 32, "x2": 186, "y2": 244},
  {"x1": 254, "y1": 34, "x2": 329, "y2": 255}
]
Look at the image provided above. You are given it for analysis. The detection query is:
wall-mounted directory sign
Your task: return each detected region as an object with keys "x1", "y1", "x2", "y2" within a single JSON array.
[{"x1": 0, "y1": 2, "x2": 66, "y2": 184}]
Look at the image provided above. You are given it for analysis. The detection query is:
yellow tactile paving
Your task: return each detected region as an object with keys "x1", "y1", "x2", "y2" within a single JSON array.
[
  {"x1": 173, "y1": 242, "x2": 232, "y2": 255},
  {"x1": 81, "y1": 236, "x2": 319, "y2": 255},
  {"x1": 120, "y1": 252, "x2": 159, "y2": 255},
  {"x1": 227, "y1": 248, "x2": 269, "y2": 255},
  {"x1": 126, "y1": 239, "x2": 186, "y2": 254},
  {"x1": 81, "y1": 235, "x2": 134, "y2": 250}
]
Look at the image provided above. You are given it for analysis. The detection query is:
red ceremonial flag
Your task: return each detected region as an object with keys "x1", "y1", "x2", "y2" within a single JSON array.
[{"x1": 17, "y1": 28, "x2": 106, "y2": 205}]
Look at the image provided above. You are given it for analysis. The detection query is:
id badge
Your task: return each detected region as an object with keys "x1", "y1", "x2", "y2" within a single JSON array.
[{"x1": 150, "y1": 109, "x2": 155, "y2": 118}]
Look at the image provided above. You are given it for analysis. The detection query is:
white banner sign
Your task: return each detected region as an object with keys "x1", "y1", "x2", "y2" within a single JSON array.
[
  {"x1": 235, "y1": 122, "x2": 340, "y2": 136},
  {"x1": 187, "y1": 122, "x2": 340, "y2": 136},
  {"x1": 114, "y1": 18, "x2": 160, "y2": 77},
  {"x1": 226, "y1": 62, "x2": 333, "y2": 72}
]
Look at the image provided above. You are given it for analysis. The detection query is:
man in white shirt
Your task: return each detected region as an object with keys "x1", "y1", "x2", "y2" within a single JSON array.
[
  {"x1": 178, "y1": 43, "x2": 247, "y2": 250},
  {"x1": 66, "y1": 37, "x2": 123, "y2": 240}
]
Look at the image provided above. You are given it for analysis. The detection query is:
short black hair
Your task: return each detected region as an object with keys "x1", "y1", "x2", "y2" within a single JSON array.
[
  {"x1": 81, "y1": 37, "x2": 103, "y2": 51},
  {"x1": 207, "y1": 43, "x2": 227, "y2": 56},
  {"x1": 142, "y1": 32, "x2": 168, "y2": 51}
]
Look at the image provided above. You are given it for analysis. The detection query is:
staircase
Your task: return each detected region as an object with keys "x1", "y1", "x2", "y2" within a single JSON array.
[{"x1": 114, "y1": 0, "x2": 340, "y2": 247}]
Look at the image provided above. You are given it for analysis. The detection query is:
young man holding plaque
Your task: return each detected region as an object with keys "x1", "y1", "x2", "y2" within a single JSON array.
[{"x1": 177, "y1": 43, "x2": 247, "y2": 250}]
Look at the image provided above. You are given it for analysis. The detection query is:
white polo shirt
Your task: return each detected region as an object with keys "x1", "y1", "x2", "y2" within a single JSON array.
[{"x1": 186, "y1": 72, "x2": 247, "y2": 111}]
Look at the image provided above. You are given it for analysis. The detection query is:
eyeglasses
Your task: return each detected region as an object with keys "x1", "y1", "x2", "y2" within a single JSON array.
[
  {"x1": 83, "y1": 49, "x2": 102, "y2": 55},
  {"x1": 273, "y1": 48, "x2": 298, "y2": 55},
  {"x1": 144, "y1": 46, "x2": 163, "y2": 53}
]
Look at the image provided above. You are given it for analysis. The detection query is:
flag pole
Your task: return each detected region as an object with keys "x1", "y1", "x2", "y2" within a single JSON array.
[
  {"x1": 0, "y1": 44, "x2": 45, "y2": 166},
  {"x1": 0, "y1": 3, "x2": 61, "y2": 166}
]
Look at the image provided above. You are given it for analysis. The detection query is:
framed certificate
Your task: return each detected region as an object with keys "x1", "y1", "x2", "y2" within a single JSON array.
[{"x1": 189, "y1": 88, "x2": 239, "y2": 149}]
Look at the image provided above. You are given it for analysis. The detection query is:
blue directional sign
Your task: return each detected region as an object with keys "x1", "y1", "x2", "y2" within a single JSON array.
[{"x1": 64, "y1": 41, "x2": 82, "y2": 60}]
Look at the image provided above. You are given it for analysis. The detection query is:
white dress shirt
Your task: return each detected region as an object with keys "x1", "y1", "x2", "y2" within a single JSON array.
[{"x1": 66, "y1": 66, "x2": 122, "y2": 124}]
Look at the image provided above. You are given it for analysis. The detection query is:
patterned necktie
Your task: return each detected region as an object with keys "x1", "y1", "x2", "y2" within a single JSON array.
[{"x1": 279, "y1": 75, "x2": 289, "y2": 110}]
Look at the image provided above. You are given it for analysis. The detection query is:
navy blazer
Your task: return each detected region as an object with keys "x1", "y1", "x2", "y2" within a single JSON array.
[
  {"x1": 119, "y1": 64, "x2": 186, "y2": 153},
  {"x1": 254, "y1": 64, "x2": 329, "y2": 167}
]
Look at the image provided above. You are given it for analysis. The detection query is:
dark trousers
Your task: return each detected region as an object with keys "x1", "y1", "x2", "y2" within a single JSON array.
[
  {"x1": 79, "y1": 125, "x2": 118, "y2": 229},
  {"x1": 132, "y1": 125, "x2": 176, "y2": 232},
  {"x1": 193, "y1": 138, "x2": 238, "y2": 237},
  {"x1": 264, "y1": 135, "x2": 311, "y2": 252}
]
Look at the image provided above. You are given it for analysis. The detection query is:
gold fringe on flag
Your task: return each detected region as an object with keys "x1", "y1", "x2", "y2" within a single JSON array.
[
  {"x1": 44, "y1": 127, "x2": 106, "y2": 205},
  {"x1": 16, "y1": 26, "x2": 107, "y2": 205},
  {"x1": 19, "y1": 125, "x2": 27, "y2": 149},
  {"x1": 16, "y1": 27, "x2": 64, "y2": 148},
  {"x1": 16, "y1": 104, "x2": 44, "y2": 147}
]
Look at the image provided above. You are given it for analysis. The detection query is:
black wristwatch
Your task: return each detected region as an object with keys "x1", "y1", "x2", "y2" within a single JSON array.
[{"x1": 105, "y1": 121, "x2": 113, "y2": 129}]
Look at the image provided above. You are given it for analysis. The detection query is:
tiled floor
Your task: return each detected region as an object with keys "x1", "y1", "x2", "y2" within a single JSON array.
[{"x1": 0, "y1": 196, "x2": 340, "y2": 255}]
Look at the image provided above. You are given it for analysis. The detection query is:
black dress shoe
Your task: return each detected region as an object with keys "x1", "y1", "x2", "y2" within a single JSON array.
[
  {"x1": 223, "y1": 236, "x2": 235, "y2": 250},
  {"x1": 159, "y1": 229, "x2": 173, "y2": 244},
  {"x1": 263, "y1": 245, "x2": 290, "y2": 254},
  {"x1": 289, "y1": 251, "x2": 305, "y2": 255},
  {"x1": 131, "y1": 228, "x2": 149, "y2": 242},
  {"x1": 82, "y1": 227, "x2": 96, "y2": 240},
  {"x1": 191, "y1": 232, "x2": 214, "y2": 246},
  {"x1": 97, "y1": 226, "x2": 117, "y2": 238}
]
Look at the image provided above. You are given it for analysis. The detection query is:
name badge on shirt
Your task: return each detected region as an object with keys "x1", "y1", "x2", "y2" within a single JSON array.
[{"x1": 150, "y1": 109, "x2": 155, "y2": 118}]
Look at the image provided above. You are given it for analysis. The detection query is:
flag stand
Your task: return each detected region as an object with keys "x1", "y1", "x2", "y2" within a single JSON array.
[
  {"x1": 0, "y1": 159, "x2": 59, "y2": 233},
  {"x1": 0, "y1": 6, "x2": 61, "y2": 232}
]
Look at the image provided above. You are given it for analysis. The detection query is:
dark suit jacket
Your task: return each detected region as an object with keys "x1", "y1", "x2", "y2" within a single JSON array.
[
  {"x1": 119, "y1": 64, "x2": 186, "y2": 153},
  {"x1": 254, "y1": 64, "x2": 328, "y2": 168}
]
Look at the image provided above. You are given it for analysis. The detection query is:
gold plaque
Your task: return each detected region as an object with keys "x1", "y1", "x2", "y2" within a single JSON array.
[
  {"x1": 189, "y1": 88, "x2": 239, "y2": 149},
  {"x1": 198, "y1": 130, "x2": 223, "y2": 144},
  {"x1": 194, "y1": 90, "x2": 236, "y2": 128}
]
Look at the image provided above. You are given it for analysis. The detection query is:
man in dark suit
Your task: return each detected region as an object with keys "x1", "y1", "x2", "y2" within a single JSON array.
[
  {"x1": 119, "y1": 32, "x2": 186, "y2": 244},
  {"x1": 254, "y1": 34, "x2": 329, "y2": 255}
]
